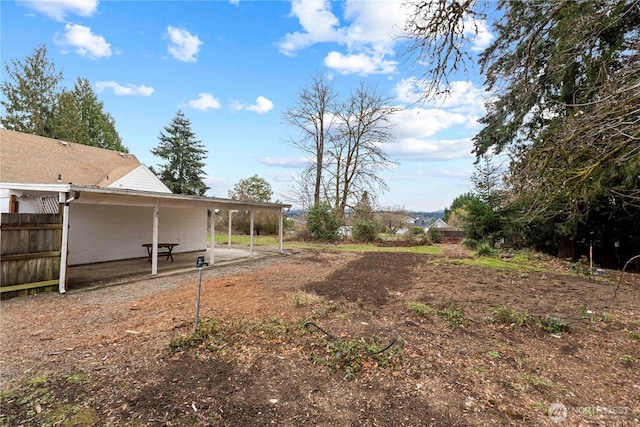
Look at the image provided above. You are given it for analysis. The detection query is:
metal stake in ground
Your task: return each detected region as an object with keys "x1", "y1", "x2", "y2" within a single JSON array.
[{"x1": 195, "y1": 256, "x2": 209, "y2": 331}]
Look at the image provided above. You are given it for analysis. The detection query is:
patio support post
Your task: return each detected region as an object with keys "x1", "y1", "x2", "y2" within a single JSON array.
[
  {"x1": 249, "y1": 210, "x2": 254, "y2": 258},
  {"x1": 209, "y1": 206, "x2": 215, "y2": 266},
  {"x1": 152, "y1": 201, "x2": 159, "y2": 275},
  {"x1": 228, "y1": 210, "x2": 232, "y2": 248},
  {"x1": 58, "y1": 192, "x2": 70, "y2": 293},
  {"x1": 279, "y1": 209, "x2": 283, "y2": 254}
]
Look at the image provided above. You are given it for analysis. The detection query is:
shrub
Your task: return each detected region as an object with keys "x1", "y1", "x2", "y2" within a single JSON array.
[
  {"x1": 476, "y1": 242, "x2": 498, "y2": 257},
  {"x1": 540, "y1": 316, "x2": 570, "y2": 333},
  {"x1": 405, "y1": 227, "x2": 426, "y2": 244},
  {"x1": 436, "y1": 304, "x2": 466, "y2": 328},
  {"x1": 427, "y1": 227, "x2": 442, "y2": 243},
  {"x1": 409, "y1": 303, "x2": 435, "y2": 318},
  {"x1": 462, "y1": 238, "x2": 479, "y2": 249},
  {"x1": 485, "y1": 305, "x2": 532, "y2": 328},
  {"x1": 353, "y1": 220, "x2": 378, "y2": 242},
  {"x1": 306, "y1": 203, "x2": 341, "y2": 242}
]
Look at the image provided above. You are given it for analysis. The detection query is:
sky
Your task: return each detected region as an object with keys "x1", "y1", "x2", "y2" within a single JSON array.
[{"x1": 1, "y1": 0, "x2": 494, "y2": 212}]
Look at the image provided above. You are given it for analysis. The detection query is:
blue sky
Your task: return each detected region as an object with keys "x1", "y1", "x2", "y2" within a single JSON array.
[{"x1": 1, "y1": 0, "x2": 494, "y2": 211}]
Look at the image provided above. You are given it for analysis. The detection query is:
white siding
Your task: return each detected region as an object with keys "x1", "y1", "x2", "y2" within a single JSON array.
[
  {"x1": 108, "y1": 165, "x2": 172, "y2": 193},
  {"x1": 68, "y1": 203, "x2": 207, "y2": 265},
  {"x1": 0, "y1": 189, "x2": 43, "y2": 213}
]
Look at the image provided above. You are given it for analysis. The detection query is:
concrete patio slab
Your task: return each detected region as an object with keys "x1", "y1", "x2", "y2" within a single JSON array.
[{"x1": 67, "y1": 246, "x2": 281, "y2": 291}]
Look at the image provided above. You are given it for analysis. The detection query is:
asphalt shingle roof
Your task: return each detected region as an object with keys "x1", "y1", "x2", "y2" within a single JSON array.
[{"x1": 0, "y1": 129, "x2": 141, "y2": 186}]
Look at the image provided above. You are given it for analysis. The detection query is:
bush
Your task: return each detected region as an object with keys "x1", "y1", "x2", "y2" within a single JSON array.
[
  {"x1": 462, "y1": 238, "x2": 479, "y2": 249},
  {"x1": 306, "y1": 203, "x2": 341, "y2": 242},
  {"x1": 540, "y1": 316, "x2": 570, "y2": 333},
  {"x1": 436, "y1": 303, "x2": 466, "y2": 328},
  {"x1": 427, "y1": 227, "x2": 442, "y2": 243},
  {"x1": 353, "y1": 220, "x2": 378, "y2": 242},
  {"x1": 405, "y1": 226, "x2": 426, "y2": 243},
  {"x1": 409, "y1": 303, "x2": 435, "y2": 318},
  {"x1": 485, "y1": 305, "x2": 533, "y2": 328},
  {"x1": 476, "y1": 242, "x2": 497, "y2": 257}
]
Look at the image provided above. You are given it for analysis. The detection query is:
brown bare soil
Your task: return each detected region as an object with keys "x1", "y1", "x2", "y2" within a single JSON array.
[{"x1": 1, "y1": 246, "x2": 639, "y2": 426}]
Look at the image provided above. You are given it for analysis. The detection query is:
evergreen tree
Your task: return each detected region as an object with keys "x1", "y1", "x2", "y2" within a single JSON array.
[
  {"x1": 351, "y1": 191, "x2": 378, "y2": 242},
  {"x1": 51, "y1": 77, "x2": 126, "y2": 151},
  {"x1": 1, "y1": 45, "x2": 63, "y2": 136},
  {"x1": 403, "y1": 0, "x2": 640, "y2": 260},
  {"x1": 306, "y1": 203, "x2": 340, "y2": 242},
  {"x1": 2, "y1": 46, "x2": 126, "y2": 151},
  {"x1": 151, "y1": 110, "x2": 209, "y2": 195}
]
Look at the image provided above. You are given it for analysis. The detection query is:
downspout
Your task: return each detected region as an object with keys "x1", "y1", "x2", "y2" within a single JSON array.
[{"x1": 59, "y1": 191, "x2": 80, "y2": 294}]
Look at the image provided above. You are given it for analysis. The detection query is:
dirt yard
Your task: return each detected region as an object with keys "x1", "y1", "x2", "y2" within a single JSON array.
[{"x1": 1, "y1": 246, "x2": 639, "y2": 426}]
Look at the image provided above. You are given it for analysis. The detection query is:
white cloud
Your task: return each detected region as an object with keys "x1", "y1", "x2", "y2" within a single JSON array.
[
  {"x1": 18, "y1": 0, "x2": 98, "y2": 21},
  {"x1": 278, "y1": 0, "x2": 406, "y2": 75},
  {"x1": 246, "y1": 96, "x2": 274, "y2": 114},
  {"x1": 57, "y1": 24, "x2": 111, "y2": 59},
  {"x1": 341, "y1": 0, "x2": 406, "y2": 49},
  {"x1": 394, "y1": 78, "x2": 487, "y2": 117},
  {"x1": 392, "y1": 107, "x2": 471, "y2": 140},
  {"x1": 464, "y1": 18, "x2": 494, "y2": 52},
  {"x1": 324, "y1": 51, "x2": 397, "y2": 75},
  {"x1": 188, "y1": 93, "x2": 221, "y2": 111},
  {"x1": 385, "y1": 79, "x2": 489, "y2": 162},
  {"x1": 229, "y1": 0, "x2": 240, "y2": 5},
  {"x1": 260, "y1": 157, "x2": 309, "y2": 168},
  {"x1": 233, "y1": 96, "x2": 274, "y2": 114},
  {"x1": 95, "y1": 81, "x2": 154, "y2": 96},
  {"x1": 167, "y1": 26, "x2": 203, "y2": 62},
  {"x1": 278, "y1": 0, "x2": 342, "y2": 55},
  {"x1": 386, "y1": 137, "x2": 475, "y2": 161}
]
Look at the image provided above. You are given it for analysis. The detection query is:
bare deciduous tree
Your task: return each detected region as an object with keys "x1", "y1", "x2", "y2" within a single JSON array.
[
  {"x1": 282, "y1": 74, "x2": 337, "y2": 208},
  {"x1": 327, "y1": 83, "x2": 400, "y2": 216},
  {"x1": 284, "y1": 78, "x2": 400, "y2": 217}
]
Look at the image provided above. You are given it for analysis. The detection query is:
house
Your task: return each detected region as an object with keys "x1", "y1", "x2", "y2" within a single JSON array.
[
  {"x1": 0, "y1": 129, "x2": 290, "y2": 294},
  {"x1": 1, "y1": 128, "x2": 171, "y2": 213},
  {"x1": 424, "y1": 219, "x2": 465, "y2": 243},
  {"x1": 427, "y1": 218, "x2": 449, "y2": 230}
]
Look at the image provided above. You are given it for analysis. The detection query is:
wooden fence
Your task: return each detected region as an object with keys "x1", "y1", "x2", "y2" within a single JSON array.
[{"x1": 1, "y1": 213, "x2": 63, "y2": 299}]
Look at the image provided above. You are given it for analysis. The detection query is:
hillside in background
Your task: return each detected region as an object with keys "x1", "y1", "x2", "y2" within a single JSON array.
[{"x1": 287, "y1": 209, "x2": 445, "y2": 226}]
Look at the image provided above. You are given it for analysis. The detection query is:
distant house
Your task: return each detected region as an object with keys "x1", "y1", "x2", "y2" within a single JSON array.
[
  {"x1": 427, "y1": 218, "x2": 449, "y2": 229},
  {"x1": 424, "y1": 218, "x2": 465, "y2": 243},
  {"x1": 0, "y1": 129, "x2": 290, "y2": 293}
]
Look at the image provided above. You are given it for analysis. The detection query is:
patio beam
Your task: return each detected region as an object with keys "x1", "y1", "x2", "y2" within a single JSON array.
[
  {"x1": 151, "y1": 200, "x2": 159, "y2": 275},
  {"x1": 249, "y1": 210, "x2": 254, "y2": 258},
  {"x1": 209, "y1": 205, "x2": 215, "y2": 266},
  {"x1": 279, "y1": 209, "x2": 283, "y2": 254},
  {"x1": 228, "y1": 210, "x2": 233, "y2": 248}
]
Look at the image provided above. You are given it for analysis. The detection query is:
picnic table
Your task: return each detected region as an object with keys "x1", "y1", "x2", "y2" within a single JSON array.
[{"x1": 142, "y1": 243, "x2": 178, "y2": 262}]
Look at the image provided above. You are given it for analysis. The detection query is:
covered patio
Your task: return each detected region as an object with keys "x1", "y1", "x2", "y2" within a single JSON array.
[
  {"x1": 67, "y1": 245, "x2": 284, "y2": 291},
  {"x1": 1, "y1": 182, "x2": 291, "y2": 295}
]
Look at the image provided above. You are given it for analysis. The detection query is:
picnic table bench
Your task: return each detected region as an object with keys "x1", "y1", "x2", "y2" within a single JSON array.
[{"x1": 142, "y1": 243, "x2": 178, "y2": 262}]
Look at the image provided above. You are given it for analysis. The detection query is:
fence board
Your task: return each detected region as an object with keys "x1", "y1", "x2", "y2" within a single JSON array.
[{"x1": 1, "y1": 213, "x2": 62, "y2": 298}]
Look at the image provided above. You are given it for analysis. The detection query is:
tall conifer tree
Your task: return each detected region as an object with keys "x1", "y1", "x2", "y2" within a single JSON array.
[{"x1": 151, "y1": 110, "x2": 209, "y2": 195}]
